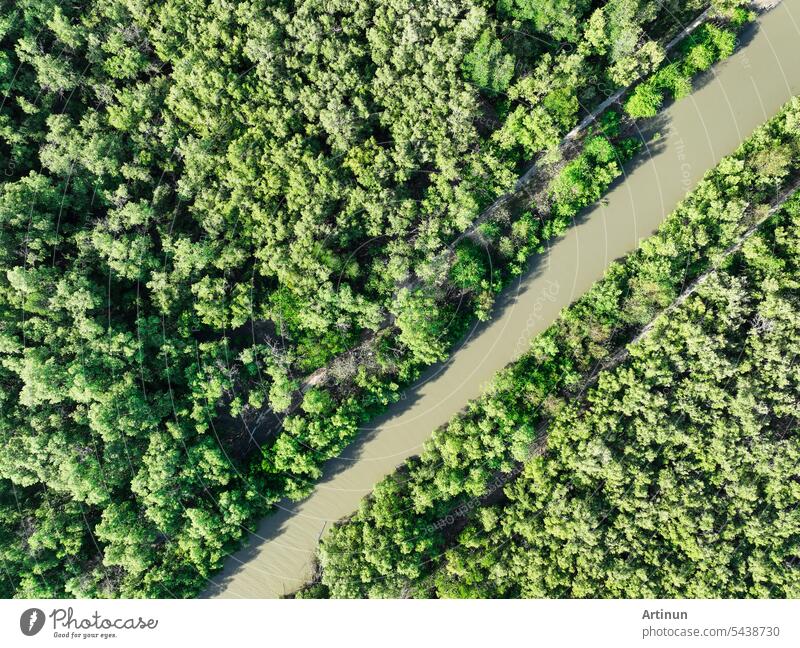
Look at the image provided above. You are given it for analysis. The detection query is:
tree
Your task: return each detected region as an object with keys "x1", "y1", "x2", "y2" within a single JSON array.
[
  {"x1": 624, "y1": 81, "x2": 663, "y2": 118},
  {"x1": 497, "y1": 0, "x2": 592, "y2": 42},
  {"x1": 450, "y1": 241, "x2": 488, "y2": 291},
  {"x1": 463, "y1": 30, "x2": 515, "y2": 95},
  {"x1": 393, "y1": 288, "x2": 450, "y2": 365}
]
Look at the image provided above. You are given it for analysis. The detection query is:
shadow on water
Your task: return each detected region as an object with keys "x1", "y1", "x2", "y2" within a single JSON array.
[
  {"x1": 203, "y1": 104, "x2": 679, "y2": 598},
  {"x1": 206, "y1": 0, "x2": 800, "y2": 596},
  {"x1": 209, "y1": 6, "x2": 771, "y2": 502},
  {"x1": 201, "y1": 269, "x2": 552, "y2": 597}
]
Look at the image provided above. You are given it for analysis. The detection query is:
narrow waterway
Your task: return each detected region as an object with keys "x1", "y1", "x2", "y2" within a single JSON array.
[{"x1": 206, "y1": 0, "x2": 800, "y2": 598}]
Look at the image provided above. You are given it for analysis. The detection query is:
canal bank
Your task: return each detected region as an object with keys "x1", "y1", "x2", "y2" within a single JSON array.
[{"x1": 207, "y1": 0, "x2": 800, "y2": 598}]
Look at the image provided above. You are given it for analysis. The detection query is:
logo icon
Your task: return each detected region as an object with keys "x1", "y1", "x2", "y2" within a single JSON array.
[{"x1": 20, "y1": 608, "x2": 45, "y2": 636}]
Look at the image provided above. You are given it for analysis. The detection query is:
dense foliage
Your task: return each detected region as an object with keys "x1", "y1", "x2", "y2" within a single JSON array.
[
  {"x1": 624, "y1": 19, "x2": 740, "y2": 118},
  {"x1": 315, "y1": 97, "x2": 800, "y2": 598},
  {"x1": 432, "y1": 198, "x2": 800, "y2": 597},
  {"x1": 0, "y1": 0, "x2": 747, "y2": 597}
]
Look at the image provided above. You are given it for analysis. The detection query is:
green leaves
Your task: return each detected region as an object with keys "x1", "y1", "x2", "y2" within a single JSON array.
[
  {"x1": 314, "y1": 96, "x2": 800, "y2": 599},
  {"x1": 393, "y1": 288, "x2": 450, "y2": 365},
  {"x1": 624, "y1": 22, "x2": 746, "y2": 120},
  {"x1": 548, "y1": 134, "x2": 627, "y2": 221},
  {"x1": 0, "y1": 0, "x2": 756, "y2": 599},
  {"x1": 624, "y1": 81, "x2": 663, "y2": 118},
  {"x1": 463, "y1": 29, "x2": 515, "y2": 95},
  {"x1": 431, "y1": 211, "x2": 800, "y2": 598},
  {"x1": 450, "y1": 240, "x2": 488, "y2": 291},
  {"x1": 497, "y1": 0, "x2": 591, "y2": 42}
]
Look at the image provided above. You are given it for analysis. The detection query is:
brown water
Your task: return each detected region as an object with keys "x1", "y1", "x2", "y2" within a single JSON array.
[{"x1": 205, "y1": 0, "x2": 800, "y2": 598}]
